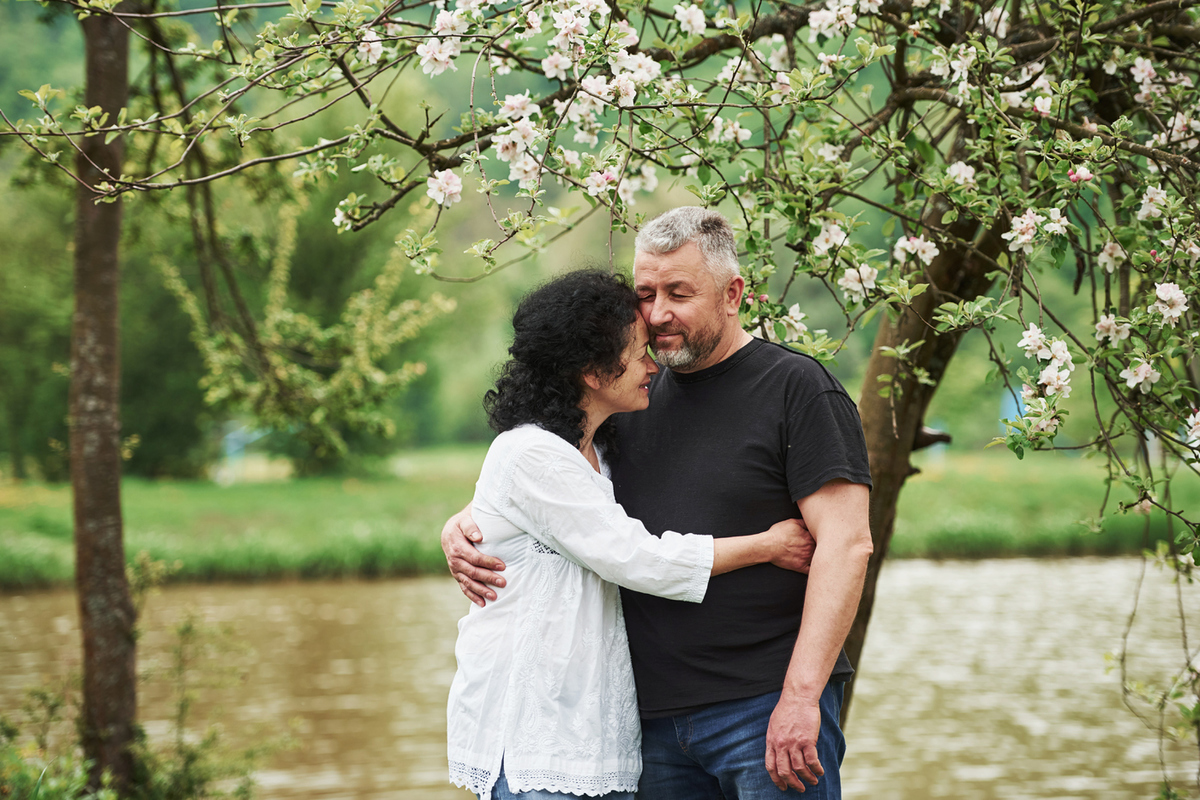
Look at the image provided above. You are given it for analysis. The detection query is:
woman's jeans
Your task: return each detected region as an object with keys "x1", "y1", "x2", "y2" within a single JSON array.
[{"x1": 636, "y1": 681, "x2": 847, "y2": 799}]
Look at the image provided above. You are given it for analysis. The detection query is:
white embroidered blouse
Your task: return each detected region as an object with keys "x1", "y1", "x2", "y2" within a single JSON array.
[{"x1": 446, "y1": 425, "x2": 715, "y2": 799}]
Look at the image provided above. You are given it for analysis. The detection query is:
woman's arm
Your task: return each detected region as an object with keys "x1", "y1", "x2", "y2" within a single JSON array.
[{"x1": 711, "y1": 519, "x2": 813, "y2": 576}]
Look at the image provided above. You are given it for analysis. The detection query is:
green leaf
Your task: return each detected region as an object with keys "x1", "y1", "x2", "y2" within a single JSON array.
[{"x1": 881, "y1": 217, "x2": 896, "y2": 238}]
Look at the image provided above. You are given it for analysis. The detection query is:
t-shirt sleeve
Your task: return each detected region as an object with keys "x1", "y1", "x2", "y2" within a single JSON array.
[
  {"x1": 786, "y1": 389, "x2": 873, "y2": 503},
  {"x1": 499, "y1": 439, "x2": 713, "y2": 602}
]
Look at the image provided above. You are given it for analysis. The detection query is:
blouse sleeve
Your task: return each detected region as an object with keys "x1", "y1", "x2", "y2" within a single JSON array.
[{"x1": 498, "y1": 438, "x2": 713, "y2": 603}]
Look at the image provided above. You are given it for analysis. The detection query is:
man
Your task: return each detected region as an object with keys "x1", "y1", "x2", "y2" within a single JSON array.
[{"x1": 442, "y1": 207, "x2": 873, "y2": 798}]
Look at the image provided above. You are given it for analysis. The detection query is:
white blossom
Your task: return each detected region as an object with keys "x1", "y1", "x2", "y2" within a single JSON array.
[
  {"x1": 1002, "y1": 209, "x2": 1045, "y2": 254},
  {"x1": 1120, "y1": 358, "x2": 1161, "y2": 394},
  {"x1": 1018, "y1": 324, "x2": 1048, "y2": 358},
  {"x1": 1186, "y1": 410, "x2": 1200, "y2": 448},
  {"x1": 817, "y1": 52, "x2": 847, "y2": 74},
  {"x1": 674, "y1": 3, "x2": 706, "y2": 35},
  {"x1": 433, "y1": 9, "x2": 470, "y2": 35},
  {"x1": 1095, "y1": 314, "x2": 1131, "y2": 345},
  {"x1": 1043, "y1": 208, "x2": 1070, "y2": 236},
  {"x1": 812, "y1": 220, "x2": 848, "y2": 256},
  {"x1": 838, "y1": 264, "x2": 878, "y2": 303},
  {"x1": 1098, "y1": 241, "x2": 1125, "y2": 273},
  {"x1": 499, "y1": 91, "x2": 540, "y2": 120},
  {"x1": 780, "y1": 304, "x2": 809, "y2": 341},
  {"x1": 981, "y1": 5, "x2": 1008, "y2": 38},
  {"x1": 357, "y1": 30, "x2": 383, "y2": 65},
  {"x1": 1033, "y1": 95, "x2": 1053, "y2": 116},
  {"x1": 542, "y1": 51, "x2": 571, "y2": 80},
  {"x1": 1137, "y1": 185, "x2": 1168, "y2": 221},
  {"x1": 817, "y1": 143, "x2": 844, "y2": 162},
  {"x1": 1150, "y1": 282, "x2": 1188, "y2": 327},
  {"x1": 1038, "y1": 364, "x2": 1072, "y2": 398},
  {"x1": 416, "y1": 37, "x2": 461, "y2": 74},
  {"x1": 893, "y1": 234, "x2": 940, "y2": 265},
  {"x1": 425, "y1": 169, "x2": 462, "y2": 206},
  {"x1": 946, "y1": 161, "x2": 976, "y2": 186}
]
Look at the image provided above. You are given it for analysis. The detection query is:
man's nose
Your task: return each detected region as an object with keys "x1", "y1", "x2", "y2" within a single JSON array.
[{"x1": 644, "y1": 296, "x2": 670, "y2": 326}]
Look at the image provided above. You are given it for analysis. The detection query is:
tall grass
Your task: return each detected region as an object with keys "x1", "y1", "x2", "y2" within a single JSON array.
[{"x1": 1, "y1": 446, "x2": 1196, "y2": 590}]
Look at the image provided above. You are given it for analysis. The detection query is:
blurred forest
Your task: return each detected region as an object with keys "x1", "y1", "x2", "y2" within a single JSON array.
[{"x1": 0, "y1": 0, "x2": 1109, "y2": 482}]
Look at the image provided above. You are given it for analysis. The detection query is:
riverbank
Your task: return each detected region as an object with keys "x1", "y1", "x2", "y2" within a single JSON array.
[{"x1": 1, "y1": 446, "x2": 1194, "y2": 590}]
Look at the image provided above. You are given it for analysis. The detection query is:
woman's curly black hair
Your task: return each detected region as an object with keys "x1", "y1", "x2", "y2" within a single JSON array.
[{"x1": 484, "y1": 268, "x2": 640, "y2": 456}]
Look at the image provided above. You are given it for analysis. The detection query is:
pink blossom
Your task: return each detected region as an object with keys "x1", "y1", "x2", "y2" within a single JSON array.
[
  {"x1": 1068, "y1": 164, "x2": 1093, "y2": 182},
  {"x1": 584, "y1": 169, "x2": 618, "y2": 196}
]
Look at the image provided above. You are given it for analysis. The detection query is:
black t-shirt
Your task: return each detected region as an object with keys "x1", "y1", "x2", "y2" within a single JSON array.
[{"x1": 610, "y1": 337, "x2": 873, "y2": 718}]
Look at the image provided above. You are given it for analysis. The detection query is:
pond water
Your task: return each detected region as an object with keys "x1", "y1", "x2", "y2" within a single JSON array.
[{"x1": 2, "y1": 558, "x2": 1197, "y2": 799}]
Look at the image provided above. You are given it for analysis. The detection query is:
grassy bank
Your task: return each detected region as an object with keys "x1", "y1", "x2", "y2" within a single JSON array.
[{"x1": 1, "y1": 446, "x2": 1196, "y2": 590}]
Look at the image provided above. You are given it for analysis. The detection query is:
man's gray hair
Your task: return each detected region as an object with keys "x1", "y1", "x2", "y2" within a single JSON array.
[{"x1": 634, "y1": 207, "x2": 740, "y2": 283}]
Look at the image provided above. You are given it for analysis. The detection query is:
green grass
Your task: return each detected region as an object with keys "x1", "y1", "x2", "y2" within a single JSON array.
[
  {"x1": 0, "y1": 445, "x2": 485, "y2": 590},
  {"x1": 1, "y1": 446, "x2": 1197, "y2": 590},
  {"x1": 890, "y1": 450, "x2": 1199, "y2": 559}
]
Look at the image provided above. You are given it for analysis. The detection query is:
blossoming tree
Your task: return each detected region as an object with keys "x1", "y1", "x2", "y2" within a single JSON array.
[{"x1": 6, "y1": 0, "x2": 1200, "y2": 791}]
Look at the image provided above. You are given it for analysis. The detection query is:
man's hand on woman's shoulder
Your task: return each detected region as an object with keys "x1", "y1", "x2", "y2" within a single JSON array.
[{"x1": 442, "y1": 505, "x2": 508, "y2": 606}]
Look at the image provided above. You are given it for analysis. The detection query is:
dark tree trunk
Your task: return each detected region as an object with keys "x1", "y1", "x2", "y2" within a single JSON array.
[
  {"x1": 842, "y1": 211, "x2": 1005, "y2": 723},
  {"x1": 72, "y1": 12, "x2": 136, "y2": 794},
  {"x1": 6, "y1": 394, "x2": 28, "y2": 480}
]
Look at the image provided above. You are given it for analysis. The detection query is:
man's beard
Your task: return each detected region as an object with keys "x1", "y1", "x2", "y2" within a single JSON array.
[{"x1": 650, "y1": 323, "x2": 722, "y2": 371}]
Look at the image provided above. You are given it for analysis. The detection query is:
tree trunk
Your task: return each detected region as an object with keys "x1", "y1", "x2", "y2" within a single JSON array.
[
  {"x1": 73, "y1": 12, "x2": 135, "y2": 794},
  {"x1": 842, "y1": 212, "x2": 1006, "y2": 723},
  {"x1": 6, "y1": 395, "x2": 28, "y2": 480}
]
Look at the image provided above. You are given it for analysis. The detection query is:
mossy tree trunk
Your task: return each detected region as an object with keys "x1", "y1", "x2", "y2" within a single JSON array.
[{"x1": 72, "y1": 11, "x2": 136, "y2": 794}]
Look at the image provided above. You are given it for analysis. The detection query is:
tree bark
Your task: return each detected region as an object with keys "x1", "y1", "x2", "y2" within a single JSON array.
[
  {"x1": 842, "y1": 212, "x2": 1005, "y2": 723},
  {"x1": 73, "y1": 11, "x2": 136, "y2": 794}
]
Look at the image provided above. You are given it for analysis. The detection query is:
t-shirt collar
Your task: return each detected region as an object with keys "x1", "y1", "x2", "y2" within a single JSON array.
[{"x1": 666, "y1": 337, "x2": 763, "y2": 385}]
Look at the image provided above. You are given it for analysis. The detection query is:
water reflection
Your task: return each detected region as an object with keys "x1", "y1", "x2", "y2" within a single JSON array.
[{"x1": 1, "y1": 559, "x2": 1197, "y2": 799}]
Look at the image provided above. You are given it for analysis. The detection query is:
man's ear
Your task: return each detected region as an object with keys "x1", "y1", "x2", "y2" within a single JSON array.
[{"x1": 724, "y1": 274, "x2": 745, "y2": 315}]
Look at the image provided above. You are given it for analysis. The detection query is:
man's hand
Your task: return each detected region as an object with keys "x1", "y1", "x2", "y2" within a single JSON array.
[
  {"x1": 764, "y1": 692, "x2": 824, "y2": 792},
  {"x1": 441, "y1": 505, "x2": 507, "y2": 606}
]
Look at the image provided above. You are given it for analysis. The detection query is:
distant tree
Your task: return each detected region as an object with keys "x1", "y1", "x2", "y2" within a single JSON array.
[{"x1": 6, "y1": 0, "x2": 1200, "y2": 792}]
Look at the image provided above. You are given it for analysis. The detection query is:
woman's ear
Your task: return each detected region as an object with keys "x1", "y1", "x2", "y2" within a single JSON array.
[{"x1": 581, "y1": 370, "x2": 603, "y2": 391}]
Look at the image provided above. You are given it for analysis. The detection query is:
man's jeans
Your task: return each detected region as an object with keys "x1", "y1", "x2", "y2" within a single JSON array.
[{"x1": 636, "y1": 681, "x2": 846, "y2": 800}]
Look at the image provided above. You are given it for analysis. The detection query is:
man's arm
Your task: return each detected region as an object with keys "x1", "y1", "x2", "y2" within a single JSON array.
[
  {"x1": 441, "y1": 504, "x2": 507, "y2": 606},
  {"x1": 764, "y1": 479, "x2": 872, "y2": 792}
]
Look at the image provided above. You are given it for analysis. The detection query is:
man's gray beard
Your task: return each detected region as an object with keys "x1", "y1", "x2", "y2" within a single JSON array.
[{"x1": 651, "y1": 328, "x2": 721, "y2": 371}]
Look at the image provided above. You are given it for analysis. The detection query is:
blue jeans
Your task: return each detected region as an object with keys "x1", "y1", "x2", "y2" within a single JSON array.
[
  {"x1": 489, "y1": 763, "x2": 635, "y2": 800},
  {"x1": 636, "y1": 682, "x2": 846, "y2": 800}
]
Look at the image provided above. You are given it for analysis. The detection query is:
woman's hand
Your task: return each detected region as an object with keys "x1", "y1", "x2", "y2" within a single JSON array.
[{"x1": 766, "y1": 518, "x2": 815, "y2": 574}]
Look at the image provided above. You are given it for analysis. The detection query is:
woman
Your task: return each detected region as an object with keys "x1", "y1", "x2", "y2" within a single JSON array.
[{"x1": 447, "y1": 269, "x2": 811, "y2": 800}]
